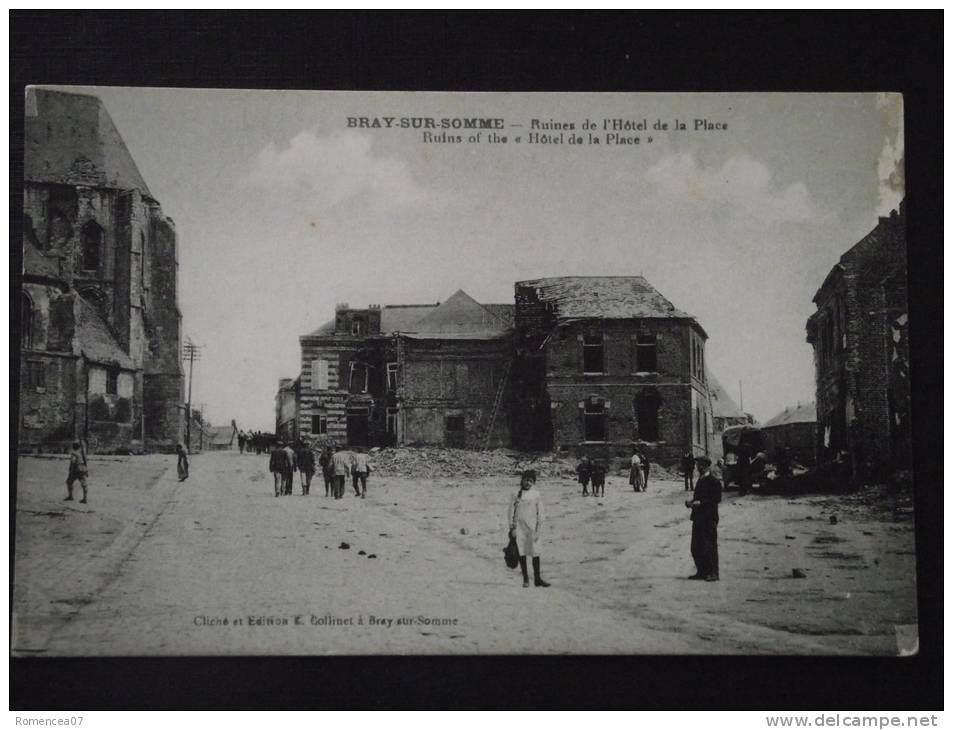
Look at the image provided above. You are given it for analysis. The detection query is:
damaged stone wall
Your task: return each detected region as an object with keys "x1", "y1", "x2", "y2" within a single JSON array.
[
  {"x1": 809, "y1": 205, "x2": 908, "y2": 480},
  {"x1": 144, "y1": 374, "x2": 183, "y2": 451},
  {"x1": 399, "y1": 337, "x2": 511, "y2": 449},
  {"x1": 20, "y1": 90, "x2": 184, "y2": 454}
]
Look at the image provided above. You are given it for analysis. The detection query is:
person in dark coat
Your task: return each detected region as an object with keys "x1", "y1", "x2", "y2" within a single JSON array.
[
  {"x1": 680, "y1": 450, "x2": 696, "y2": 491},
  {"x1": 590, "y1": 459, "x2": 606, "y2": 497},
  {"x1": 576, "y1": 456, "x2": 592, "y2": 497},
  {"x1": 238, "y1": 430, "x2": 246, "y2": 454},
  {"x1": 296, "y1": 441, "x2": 316, "y2": 496},
  {"x1": 318, "y1": 447, "x2": 333, "y2": 497},
  {"x1": 737, "y1": 446, "x2": 752, "y2": 496},
  {"x1": 685, "y1": 455, "x2": 721, "y2": 581},
  {"x1": 176, "y1": 442, "x2": 189, "y2": 482},
  {"x1": 269, "y1": 441, "x2": 288, "y2": 497}
]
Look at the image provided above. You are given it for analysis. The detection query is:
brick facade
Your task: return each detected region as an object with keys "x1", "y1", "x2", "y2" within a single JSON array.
[{"x1": 512, "y1": 277, "x2": 710, "y2": 466}]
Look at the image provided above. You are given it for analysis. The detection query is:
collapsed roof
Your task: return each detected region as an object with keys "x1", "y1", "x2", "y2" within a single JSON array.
[{"x1": 516, "y1": 276, "x2": 703, "y2": 334}]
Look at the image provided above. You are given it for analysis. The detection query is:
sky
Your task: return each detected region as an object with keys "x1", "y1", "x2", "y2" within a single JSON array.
[{"x1": 48, "y1": 88, "x2": 904, "y2": 431}]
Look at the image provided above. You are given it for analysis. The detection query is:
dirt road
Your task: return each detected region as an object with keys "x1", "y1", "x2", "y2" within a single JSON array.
[{"x1": 13, "y1": 451, "x2": 917, "y2": 656}]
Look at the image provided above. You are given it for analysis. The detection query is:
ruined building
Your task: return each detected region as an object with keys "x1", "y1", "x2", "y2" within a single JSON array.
[
  {"x1": 293, "y1": 290, "x2": 513, "y2": 449},
  {"x1": 512, "y1": 277, "x2": 711, "y2": 463},
  {"x1": 285, "y1": 277, "x2": 709, "y2": 464},
  {"x1": 806, "y1": 202, "x2": 909, "y2": 479},
  {"x1": 19, "y1": 89, "x2": 184, "y2": 453},
  {"x1": 275, "y1": 376, "x2": 300, "y2": 442}
]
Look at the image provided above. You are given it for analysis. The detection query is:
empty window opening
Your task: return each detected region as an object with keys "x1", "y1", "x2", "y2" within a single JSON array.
[
  {"x1": 311, "y1": 414, "x2": 328, "y2": 434},
  {"x1": 348, "y1": 361, "x2": 369, "y2": 394},
  {"x1": 106, "y1": 367, "x2": 119, "y2": 395},
  {"x1": 48, "y1": 210, "x2": 71, "y2": 249},
  {"x1": 386, "y1": 407, "x2": 399, "y2": 436},
  {"x1": 636, "y1": 333, "x2": 658, "y2": 373},
  {"x1": 584, "y1": 398, "x2": 607, "y2": 442},
  {"x1": 21, "y1": 293, "x2": 34, "y2": 349},
  {"x1": 386, "y1": 362, "x2": 399, "y2": 390},
  {"x1": 25, "y1": 360, "x2": 45, "y2": 389},
  {"x1": 583, "y1": 334, "x2": 604, "y2": 374},
  {"x1": 635, "y1": 392, "x2": 660, "y2": 442},
  {"x1": 445, "y1": 415, "x2": 465, "y2": 448},
  {"x1": 81, "y1": 221, "x2": 103, "y2": 271}
]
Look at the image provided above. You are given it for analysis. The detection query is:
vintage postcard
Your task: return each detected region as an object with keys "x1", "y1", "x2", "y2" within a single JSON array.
[{"x1": 13, "y1": 88, "x2": 913, "y2": 656}]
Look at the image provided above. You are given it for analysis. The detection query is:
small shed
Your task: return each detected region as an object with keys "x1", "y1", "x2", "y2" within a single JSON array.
[{"x1": 208, "y1": 425, "x2": 237, "y2": 451}]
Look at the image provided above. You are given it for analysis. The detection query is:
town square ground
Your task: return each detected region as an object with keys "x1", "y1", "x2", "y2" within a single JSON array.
[{"x1": 13, "y1": 451, "x2": 918, "y2": 656}]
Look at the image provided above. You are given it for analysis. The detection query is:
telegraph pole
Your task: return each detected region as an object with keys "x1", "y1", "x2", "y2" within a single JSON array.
[{"x1": 183, "y1": 339, "x2": 201, "y2": 454}]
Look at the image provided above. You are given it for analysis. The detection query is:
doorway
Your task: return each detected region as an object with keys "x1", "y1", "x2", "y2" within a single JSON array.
[
  {"x1": 346, "y1": 407, "x2": 370, "y2": 447},
  {"x1": 445, "y1": 414, "x2": 465, "y2": 448}
]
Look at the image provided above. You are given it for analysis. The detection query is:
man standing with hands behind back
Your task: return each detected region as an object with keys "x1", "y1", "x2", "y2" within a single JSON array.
[{"x1": 685, "y1": 455, "x2": 721, "y2": 582}]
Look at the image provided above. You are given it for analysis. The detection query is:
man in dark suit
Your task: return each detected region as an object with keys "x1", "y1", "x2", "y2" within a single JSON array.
[
  {"x1": 680, "y1": 450, "x2": 696, "y2": 491},
  {"x1": 685, "y1": 455, "x2": 722, "y2": 582}
]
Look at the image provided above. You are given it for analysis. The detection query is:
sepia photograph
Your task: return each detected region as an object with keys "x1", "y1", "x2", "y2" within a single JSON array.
[{"x1": 11, "y1": 84, "x2": 922, "y2": 660}]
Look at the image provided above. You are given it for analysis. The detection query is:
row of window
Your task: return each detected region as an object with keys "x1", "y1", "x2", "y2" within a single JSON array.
[
  {"x1": 582, "y1": 394, "x2": 660, "y2": 443},
  {"x1": 309, "y1": 407, "x2": 400, "y2": 436},
  {"x1": 582, "y1": 332, "x2": 658, "y2": 374},
  {"x1": 310, "y1": 358, "x2": 399, "y2": 393}
]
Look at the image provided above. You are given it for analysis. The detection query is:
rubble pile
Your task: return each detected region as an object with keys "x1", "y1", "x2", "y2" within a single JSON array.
[
  {"x1": 369, "y1": 447, "x2": 578, "y2": 480},
  {"x1": 367, "y1": 447, "x2": 684, "y2": 481}
]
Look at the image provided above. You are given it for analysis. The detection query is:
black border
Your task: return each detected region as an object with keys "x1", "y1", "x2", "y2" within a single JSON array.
[{"x1": 10, "y1": 11, "x2": 942, "y2": 710}]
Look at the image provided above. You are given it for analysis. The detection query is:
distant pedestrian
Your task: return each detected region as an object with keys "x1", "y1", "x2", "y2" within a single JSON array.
[
  {"x1": 638, "y1": 449, "x2": 651, "y2": 490},
  {"x1": 629, "y1": 447, "x2": 644, "y2": 492},
  {"x1": 590, "y1": 459, "x2": 606, "y2": 497},
  {"x1": 296, "y1": 441, "x2": 316, "y2": 496},
  {"x1": 681, "y1": 450, "x2": 696, "y2": 491},
  {"x1": 176, "y1": 442, "x2": 189, "y2": 482},
  {"x1": 269, "y1": 441, "x2": 288, "y2": 497},
  {"x1": 238, "y1": 430, "x2": 246, "y2": 454},
  {"x1": 776, "y1": 446, "x2": 793, "y2": 479},
  {"x1": 685, "y1": 455, "x2": 721, "y2": 581},
  {"x1": 737, "y1": 446, "x2": 751, "y2": 496},
  {"x1": 350, "y1": 447, "x2": 372, "y2": 498},
  {"x1": 65, "y1": 440, "x2": 88, "y2": 503},
  {"x1": 319, "y1": 447, "x2": 333, "y2": 497},
  {"x1": 330, "y1": 446, "x2": 351, "y2": 500},
  {"x1": 282, "y1": 442, "x2": 297, "y2": 496},
  {"x1": 507, "y1": 470, "x2": 550, "y2": 588},
  {"x1": 576, "y1": 455, "x2": 592, "y2": 497}
]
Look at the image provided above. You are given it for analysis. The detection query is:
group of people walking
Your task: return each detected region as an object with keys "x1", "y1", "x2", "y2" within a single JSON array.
[
  {"x1": 268, "y1": 441, "x2": 373, "y2": 500},
  {"x1": 238, "y1": 430, "x2": 272, "y2": 455}
]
